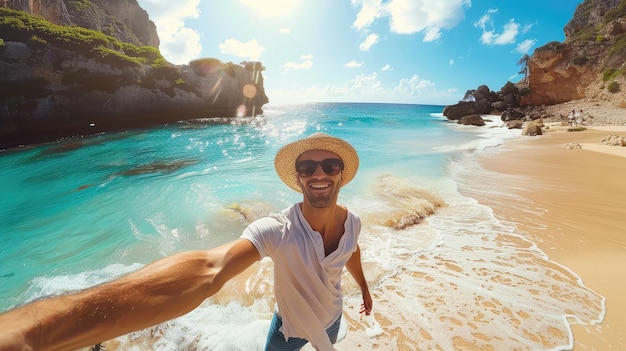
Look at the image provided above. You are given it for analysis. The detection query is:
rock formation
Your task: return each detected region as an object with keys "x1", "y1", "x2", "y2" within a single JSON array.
[
  {"x1": 442, "y1": 82, "x2": 526, "y2": 125},
  {"x1": 521, "y1": 0, "x2": 626, "y2": 106},
  {"x1": 457, "y1": 114, "x2": 486, "y2": 126},
  {"x1": 521, "y1": 120, "x2": 544, "y2": 136},
  {"x1": 77, "y1": 0, "x2": 159, "y2": 48},
  {"x1": 2, "y1": 0, "x2": 158, "y2": 47},
  {"x1": 443, "y1": 0, "x2": 626, "y2": 129},
  {"x1": 0, "y1": 7, "x2": 268, "y2": 150},
  {"x1": 2, "y1": 0, "x2": 71, "y2": 25},
  {"x1": 563, "y1": 0, "x2": 623, "y2": 38}
]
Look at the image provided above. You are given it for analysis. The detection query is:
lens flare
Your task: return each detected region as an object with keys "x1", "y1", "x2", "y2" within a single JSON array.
[
  {"x1": 236, "y1": 105, "x2": 247, "y2": 117},
  {"x1": 243, "y1": 84, "x2": 257, "y2": 99}
]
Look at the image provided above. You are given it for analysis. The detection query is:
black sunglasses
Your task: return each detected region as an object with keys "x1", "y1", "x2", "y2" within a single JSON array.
[{"x1": 295, "y1": 158, "x2": 344, "y2": 177}]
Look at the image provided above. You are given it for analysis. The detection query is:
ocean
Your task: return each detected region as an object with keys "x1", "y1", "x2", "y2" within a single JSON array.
[{"x1": 0, "y1": 102, "x2": 604, "y2": 350}]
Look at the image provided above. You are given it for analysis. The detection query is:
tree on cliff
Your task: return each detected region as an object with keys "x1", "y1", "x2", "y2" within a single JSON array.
[{"x1": 517, "y1": 54, "x2": 529, "y2": 84}]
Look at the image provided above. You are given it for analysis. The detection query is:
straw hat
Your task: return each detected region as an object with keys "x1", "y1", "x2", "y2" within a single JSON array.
[{"x1": 274, "y1": 132, "x2": 359, "y2": 192}]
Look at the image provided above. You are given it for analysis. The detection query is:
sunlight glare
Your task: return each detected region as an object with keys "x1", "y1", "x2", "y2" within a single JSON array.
[
  {"x1": 243, "y1": 84, "x2": 257, "y2": 99},
  {"x1": 240, "y1": 0, "x2": 299, "y2": 18}
]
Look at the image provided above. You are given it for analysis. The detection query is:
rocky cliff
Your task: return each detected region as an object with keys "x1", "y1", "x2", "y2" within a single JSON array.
[
  {"x1": 521, "y1": 0, "x2": 626, "y2": 106},
  {"x1": 0, "y1": 7, "x2": 268, "y2": 150},
  {"x1": 443, "y1": 0, "x2": 626, "y2": 126},
  {"x1": 2, "y1": 0, "x2": 159, "y2": 47}
]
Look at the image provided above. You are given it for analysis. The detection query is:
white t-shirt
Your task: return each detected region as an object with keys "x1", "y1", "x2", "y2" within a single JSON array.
[{"x1": 241, "y1": 203, "x2": 361, "y2": 350}]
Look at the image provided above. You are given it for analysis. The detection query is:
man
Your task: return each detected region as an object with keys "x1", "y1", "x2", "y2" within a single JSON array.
[
  {"x1": 568, "y1": 109, "x2": 576, "y2": 126},
  {"x1": 0, "y1": 132, "x2": 373, "y2": 351}
]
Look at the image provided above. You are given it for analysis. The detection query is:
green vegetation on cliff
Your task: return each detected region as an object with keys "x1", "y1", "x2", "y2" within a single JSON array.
[
  {"x1": 602, "y1": 1, "x2": 626, "y2": 24},
  {"x1": 67, "y1": 0, "x2": 94, "y2": 12},
  {"x1": 562, "y1": 1, "x2": 626, "y2": 95},
  {"x1": 0, "y1": 7, "x2": 165, "y2": 68}
]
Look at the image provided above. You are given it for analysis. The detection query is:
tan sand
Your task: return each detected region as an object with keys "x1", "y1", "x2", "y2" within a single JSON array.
[{"x1": 471, "y1": 122, "x2": 626, "y2": 350}]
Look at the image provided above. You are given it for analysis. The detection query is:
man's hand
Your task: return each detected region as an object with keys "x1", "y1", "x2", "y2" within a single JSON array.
[{"x1": 359, "y1": 290, "x2": 373, "y2": 316}]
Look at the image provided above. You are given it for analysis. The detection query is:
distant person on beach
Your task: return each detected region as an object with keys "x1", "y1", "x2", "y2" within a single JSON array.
[
  {"x1": 577, "y1": 109, "x2": 585, "y2": 125},
  {"x1": 568, "y1": 109, "x2": 576, "y2": 126},
  {"x1": 0, "y1": 133, "x2": 373, "y2": 351}
]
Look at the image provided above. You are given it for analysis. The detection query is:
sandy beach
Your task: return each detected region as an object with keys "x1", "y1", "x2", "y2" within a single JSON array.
[{"x1": 468, "y1": 100, "x2": 626, "y2": 350}]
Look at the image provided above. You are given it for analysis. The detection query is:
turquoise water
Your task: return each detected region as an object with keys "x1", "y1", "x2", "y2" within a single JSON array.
[{"x1": 0, "y1": 103, "x2": 604, "y2": 350}]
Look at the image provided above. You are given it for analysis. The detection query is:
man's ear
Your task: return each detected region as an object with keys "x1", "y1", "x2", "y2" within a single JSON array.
[{"x1": 295, "y1": 173, "x2": 303, "y2": 188}]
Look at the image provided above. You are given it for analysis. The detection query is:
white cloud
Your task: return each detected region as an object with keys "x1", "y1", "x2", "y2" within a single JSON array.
[
  {"x1": 474, "y1": 9, "x2": 520, "y2": 46},
  {"x1": 475, "y1": 8, "x2": 497, "y2": 29},
  {"x1": 283, "y1": 61, "x2": 313, "y2": 72},
  {"x1": 521, "y1": 23, "x2": 533, "y2": 34},
  {"x1": 345, "y1": 60, "x2": 365, "y2": 68},
  {"x1": 322, "y1": 71, "x2": 453, "y2": 103},
  {"x1": 136, "y1": 0, "x2": 202, "y2": 64},
  {"x1": 160, "y1": 28, "x2": 202, "y2": 64},
  {"x1": 423, "y1": 27, "x2": 442, "y2": 42},
  {"x1": 514, "y1": 39, "x2": 537, "y2": 54},
  {"x1": 381, "y1": 64, "x2": 392, "y2": 71},
  {"x1": 385, "y1": 0, "x2": 470, "y2": 39},
  {"x1": 218, "y1": 38, "x2": 266, "y2": 60},
  {"x1": 283, "y1": 54, "x2": 314, "y2": 73},
  {"x1": 330, "y1": 72, "x2": 456, "y2": 104},
  {"x1": 449, "y1": 59, "x2": 454, "y2": 66},
  {"x1": 359, "y1": 33, "x2": 380, "y2": 51},
  {"x1": 508, "y1": 73, "x2": 522, "y2": 81},
  {"x1": 326, "y1": 73, "x2": 386, "y2": 97},
  {"x1": 495, "y1": 20, "x2": 520, "y2": 44},
  {"x1": 279, "y1": 28, "x2": 291, "y2": 34},
  {"x1": 393, "y1": 74, "x2": 436, "y2": 96},
  {"x1": 351, "y1": 0, "x2": 470, "y2": 41},
  {"x1": 239, "y1": 0, "x2": 300, "y2": 18},
  {"x1": 352, "y1": 0, "x2": 385, "y2": 30},
  {"x1": 268, "y1": 72, "x2": 458, "y2": 104}
]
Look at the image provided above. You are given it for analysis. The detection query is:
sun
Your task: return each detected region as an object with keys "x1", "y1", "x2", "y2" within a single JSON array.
[{"x1": 239, "y1": 0, "x2": 300, "y2": 18}]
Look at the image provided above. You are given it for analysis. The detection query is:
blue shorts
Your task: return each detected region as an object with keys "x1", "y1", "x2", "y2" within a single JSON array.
[{"x1": 264, "y1": 312, "x2": 341, "y2": 351}]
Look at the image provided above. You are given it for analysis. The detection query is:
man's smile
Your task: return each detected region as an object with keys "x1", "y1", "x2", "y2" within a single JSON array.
[{"x1": 309, "y1": 183, "x2": 331, "y2": 189}]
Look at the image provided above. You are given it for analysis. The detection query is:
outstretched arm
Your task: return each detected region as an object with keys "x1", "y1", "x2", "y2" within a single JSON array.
[
  {"x1": 0, "y1": 239, "x2": 260, "y2": 351},
  {"x1": 346, "y1": 244, "x2": 372, "y2": 316}
]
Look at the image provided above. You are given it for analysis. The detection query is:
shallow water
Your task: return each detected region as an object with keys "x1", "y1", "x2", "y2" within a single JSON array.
[{"x1": 0, "y1": 103, "x2": 604, "y2": 350}]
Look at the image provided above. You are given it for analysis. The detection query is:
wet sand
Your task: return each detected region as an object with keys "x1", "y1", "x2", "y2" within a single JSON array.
[{"x1": 471, "y1": 126, "x2": 626, "y2": 350}]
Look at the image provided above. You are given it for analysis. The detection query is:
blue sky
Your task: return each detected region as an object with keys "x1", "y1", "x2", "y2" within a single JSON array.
[{"x1": 136, "y1": 0, "x2": 581, "y2": 105}]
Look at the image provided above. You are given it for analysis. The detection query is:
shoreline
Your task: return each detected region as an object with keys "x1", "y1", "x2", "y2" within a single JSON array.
[{"x1": 468, "y1": 117, "x2": 626, "y2": 349}]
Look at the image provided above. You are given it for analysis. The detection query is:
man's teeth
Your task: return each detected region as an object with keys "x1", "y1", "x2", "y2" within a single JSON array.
[{"x1": 311, "y1": 184, "x2": 329, "y2": 189}]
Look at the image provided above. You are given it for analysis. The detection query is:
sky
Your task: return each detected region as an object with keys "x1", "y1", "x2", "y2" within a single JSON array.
[{"x1": 135, "y1": 0, "x2": 582, "y2": 106}]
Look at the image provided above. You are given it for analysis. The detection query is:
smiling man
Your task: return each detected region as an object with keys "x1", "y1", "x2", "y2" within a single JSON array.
[
  {"x1": 253, "y1": 132, "x2": 373, "y2": 350},
  {"x1": 0, "y1": 132, "x2": 372, "y2": 351}
]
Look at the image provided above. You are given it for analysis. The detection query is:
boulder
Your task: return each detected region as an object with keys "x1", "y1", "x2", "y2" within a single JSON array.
[
  {"x1": 501, "y1": 93, "x2": 520, "y2": 108},
  {"x1": 522, "y1": 121, "x2": 543, "y2": 136},
  {"x1": 600, "y1": 134, "x2": 626, "y2": 146},
  {"x1": 443, "y1": 100, "x2": 492, "y2": 120},
  {"x1": 473, "y1": 85, "x2": 493, "y2": 102},
  {"x1": 457, "y1": 114, "x2": 486, "y2": 126},
  {"x1": 443, "y1": 82, "x2": 528, "y2": 121},
  {"x1": 506, "y1": 120, "x2": 523, "y2": 129},
  {"x1": 563, "y1": 143, "x2": 582, "y2": 149},
  {"x1": 501, "y1": 109, "x2": 526, "y2": 122},
  {"x1": 491, "y1": 101, "x2": 507, "y2": 112}
]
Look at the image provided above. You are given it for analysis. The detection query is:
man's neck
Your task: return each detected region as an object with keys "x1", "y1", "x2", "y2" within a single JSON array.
[{"x1": 300, "y1": 202, "x2": 344, "y2": 237}]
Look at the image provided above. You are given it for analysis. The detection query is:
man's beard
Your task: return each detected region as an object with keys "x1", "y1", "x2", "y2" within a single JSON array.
[{"x1": 301, "y1": 180, "x2": 340, "y2": 208}]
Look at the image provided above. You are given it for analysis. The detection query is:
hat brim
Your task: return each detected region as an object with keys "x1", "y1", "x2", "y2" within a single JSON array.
[{"x1": 274, "y1": 133, "x2": 359, "y2": 193}]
